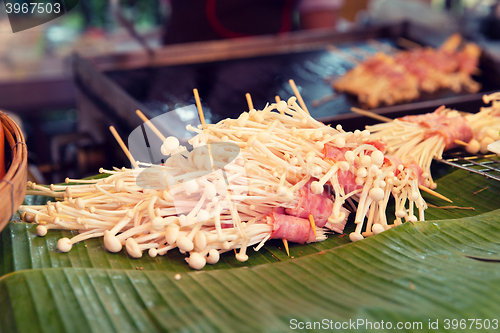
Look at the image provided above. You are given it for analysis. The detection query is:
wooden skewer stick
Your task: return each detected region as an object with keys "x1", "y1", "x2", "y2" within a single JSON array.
[
  {"x1": 312, "y1": 93, "x2": 338, "y2": 108},
  {"x1": 308, "y1": 214, "x2": 317, "y2": 240},
  {"x1": 282, "y1": 239, "x2": 290, "y2": 257},
  {"x1": 367, "y1": 39, "x2": 399, "y2": 54},
  {"x1": 193, "y1": 88, "x2": 206, "y2": 125},
  {"x1": 326, "y1": 45, "x2": 361, "y2": 65},
  {"x1": 246, "y1": 93, "x2": 254, "y2": 111},
  {"x1": 350, "y1": 45, "x2": 374, "y2": 60},
  {"x1": 135, "y1": 110, "x2": 166, "y2": 141},
  {"x1": 109, "y1": 126, "x2": 139, "y2": 169},
  {"x1": 289, "y1": 79, "x2": 310, "y2": 115},
  {"x1": 193, "y1": 88, "x2": 215, "y2": 171},
  {"x1": 397, "y1": 37, "x2": 422, "y2": 50},
  {"x1": 454, "y1": 139, "x2": 469, "y2": 146},
  {"x1": 351, "y1": 107, "x2": 393, "y2": 123},
  {"x1": 418, "y1": 185, "x2": 452, "y2": 203}
]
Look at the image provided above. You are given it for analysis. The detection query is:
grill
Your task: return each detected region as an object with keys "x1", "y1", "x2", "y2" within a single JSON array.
[
  {"x1": 436, "y1": 152, "x2": 500, "y2": 182},
  {"x1": 76, "y1": 21, "x2": 500, "y2": 133}
]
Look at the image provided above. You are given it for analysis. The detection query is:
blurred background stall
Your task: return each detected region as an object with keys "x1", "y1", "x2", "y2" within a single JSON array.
[{"x1": 0, "y1": 0, "x2": 499, "y2": 183}]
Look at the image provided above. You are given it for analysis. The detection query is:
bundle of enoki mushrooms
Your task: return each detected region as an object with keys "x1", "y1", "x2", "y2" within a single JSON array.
[
  {"x1": 20, "y1": 89, "x2": 432, "y2": 270},
  {"x1": 365, "y1": 92, "x2": 500, "y2": 189}
]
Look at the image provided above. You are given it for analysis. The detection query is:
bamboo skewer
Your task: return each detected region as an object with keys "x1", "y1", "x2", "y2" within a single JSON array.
[
  {"x1": 397, "y1": 37, "x2": 422, "y2": 50},
  {"x1": 246, "y1": 93, "x2": 254, "y2": 111},
  {"x1": 326, "y1": 45, "x2": 362, "y2": 65},
  {"x1": 309, "y1": 214, "x2": 317, "y2": 240},
  {"x1": 193, "y1": 88, "x2": 206, "y2": 125},
  {"x1": 135, "y1": 110, "x2": 166, "y2": 141},
  {"x1": 193, "y1": 89, "x2": 214, "y2": 173},
  {"x1": 283, "y1": 239, "x2": 290, "y2": 257},
  {"x1": 454, "y1": 139, "x2": 469, "y2": 147},
  {"x1": 289, "y1": 79, "x2": 310, "y2": 115},
  {"x1": 109, "y1": 126, "x2": 138, "y2": 169},
  {"x1": 351, "y1": 107, "x2": 468, "y2": 147},
  {"x1": 367, "y1": 39, "x2": 399, "y2": 54},
  {"x1": 350, "y1": 107, "x2": 393, "y2": 123},
  {"x1": 418, "y1": 185, "x2": 452, "y2": 203},
  {"x1": 312, "y1": 93, "x2": 338, "y2": 108}
]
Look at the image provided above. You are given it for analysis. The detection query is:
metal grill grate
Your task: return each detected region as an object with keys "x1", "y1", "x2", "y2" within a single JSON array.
[{"x1": 436, "y1": 153, "x2": 500, "y2": 182}]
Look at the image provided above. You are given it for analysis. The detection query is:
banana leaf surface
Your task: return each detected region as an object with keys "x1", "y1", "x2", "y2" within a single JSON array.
[{"x1": 1, "y1": 165, "x2": 500, "y2": 332}]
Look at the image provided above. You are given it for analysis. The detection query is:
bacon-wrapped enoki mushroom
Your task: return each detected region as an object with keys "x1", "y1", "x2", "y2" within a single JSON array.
[
  {"x1": 333, "y1": 34, "x2": 481, "y2": 108},
  {"x1": 463, "y1": 93, "x2": 500, "y2": 155},
  {"x1": 20, "y1": 94, "x2": 428, "y2": 269},
  {"x1": 366, "y1": 92, "x2": 500, "y2": 189}
]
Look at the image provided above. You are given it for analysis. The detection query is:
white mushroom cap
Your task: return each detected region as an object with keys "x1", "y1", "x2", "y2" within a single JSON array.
[
  {"x1": 334, "y1": 137, "x2": 345, "y2": 148},
  {"x1": 165, "y1": 224, "x2": 180, "y2": 244},
  {"x1": 339, "y1": 161, "x2": 350, "y2": 172},
  {"x1": 237, "y1": 112, "x2": 249, "y2": 127},
  {"x1": 188, "y1": 252, "x2": 206, "y2": 270},
  {"x1": 206, "y1": 249, "x2": 220, "y2": 264},
  {"x1": 369, "y1": 187, "x2": 385, "y2": 202},
  {"x1": 194, "y1": 231, "x2": 207, "y2": 251},
  {"x1": 115, "y1": 179, "x2": 124, "y2": 192},
  {"x1": 75, "y1": 198, "x2": 85, "y2": 210},
  {"x1": 310, "y1": 181, "x2": 323, "y2": 194},
  {"x1": 311, "y1": 165, "x2": 322, "y2": 177},
  {"x1": 395, "y1": 210, "x2": 406, "y2": 218},
  {"x1": 409, "y1": 191, "x2": 420, "y2": 202},
  {"x1": 480, "y1": 137, "x2": 495, "y2": 154},
  {"x1": 361, "y1": 155, "x2": 372, "y2": 167},
  {"x1": 204, "y1": 184, "x2": 217, "y2": 199},
  {"x1": 183, "y1": 180, "x2": 199, "y2": 195},
  {"x1": 57, "y1": 237, "x2": 72, "y2": 252},
  {"x1": 177, "y1": 236, "x2": 194, "y2": 252},
  {"x1": 151, "y1": 217, "x2": 165, "y2": 231},
  {"x1": 257, "y1": 131, "x2": 271, "y2": 143},
  {"x1": 126, "y1": 238, "x2": 143, "y2": 258},
  {"x1": 36, "y1": 225, "x2": 48, "y2": 237},
  {"x1": 277, "y1": 100, "x2": 288, "y2": 113},
  {"x1": 344, "y1": 151, "x2": 355, "y2": 163},
  {"x1": 357, "y1": 167, "x2": 367, "y2": 178},
  {"x1": 407, "y1": 215, "x2": 418, "y2": 222},
  {"x1": 149, "y1": 248, "x2": 158, "y2": 257},
  {"x1": 349, "y1": 232, "x2": 364, "y2": 242},
  {"x1": 372, "y1": 224, "x2": 385, "y2": 234},
  {"x1": 197, "y1": 210, "x2": 210, "y2": 222},
  {"x1": 235, "y1": 252, "x2": 249, "y2": 262},
  {"x1": 371, "y1": 150, "x2": 384, "y2": 166},
  {"x1": 104, "y1": 230, "x2": 123, "y2": 253},
  {"x1": 161, "y1": 136, "x2": 180, "y2": 155}
]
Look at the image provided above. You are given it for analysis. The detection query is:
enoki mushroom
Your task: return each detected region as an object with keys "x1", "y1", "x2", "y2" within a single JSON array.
[
  {"x1": 20, "y1": 95, "x2": 428, "y2": 270},
  {"x1": 366, "y1": 92, "x2": 500, "y2": 189}
]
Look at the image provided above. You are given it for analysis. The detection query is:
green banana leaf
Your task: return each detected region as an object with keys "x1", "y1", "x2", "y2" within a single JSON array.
[{"x1": 1, "y1": 166, "x2": 500, "y2": 332}]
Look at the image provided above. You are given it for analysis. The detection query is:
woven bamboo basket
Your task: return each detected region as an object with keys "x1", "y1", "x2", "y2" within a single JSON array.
[{"x1": 0, "y1": 112, "x2": 27, "y2": 232}]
